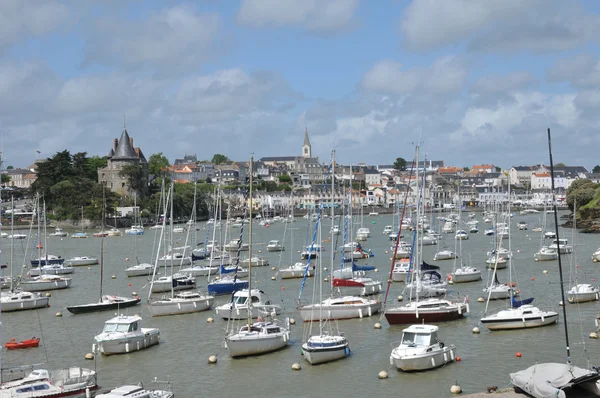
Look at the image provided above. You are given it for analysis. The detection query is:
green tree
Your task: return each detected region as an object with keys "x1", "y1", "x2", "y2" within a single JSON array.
[
  {"x1": 556, "y1": 163, "x2": 566, "y2": 167},
  {"x1": 593, "y1": 165, "x2": 600, "y2": 174},
  {"x1": 495, "y1": 166, "x2": 501, "y2": 172},
  {"x1": 566, "y1": 179, "x2": 598, "y2": 211},
  {"x1": 6, "y1": 165, "x2": 13, "y2": 170},
  {"x1": 279, "y1": 174, "x2": 292, "y2": 184},
  {"x1": 212, "y1": 154, "x2": 231, "y2": 165},
  {"x1": 118, "y1": 164, "x2": 143, "y2": 195},
  {"x1": 86, "y1": 156, "x2": 108, "y2": 180},
  {"x1": 393, "y1": 157, "x2": 407, "y2": 171},
  {"x1": 149, "y1": 153, "x2": 170, "y2": 177},
  {"x1": 463, "y1": 167, "x2": 470, "y2": 171}
]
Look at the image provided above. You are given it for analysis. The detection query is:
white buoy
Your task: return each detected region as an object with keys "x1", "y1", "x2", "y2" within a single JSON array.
[
  {"x1": 55, "y1": 312, "x2": 62, "y2": 317},
  {"x1": 271, "y1": 276, "x2": 276, "y2": 280},
  {"x1": 131, "y1": 292, "x2": 137, "y2": 296},
  {"x1": 292, "y1": 363, "x2": 301, "y2": 370},
  {"x1": 477, "y1": 297, "x2": 485, "y2": 303},
  {"x1": 125, "y1": 257, "x2": 129, "y2": 261},
  {"x1": 543, "y1": 270, "x2": 548, "y2": 274},
  {"x1": 559, "y1": 301, "x2": 564, "y2": 306},
  {"x1": 450, "y1": 383, "x2": 462, "y2": 394},
  {"x1": 378, "y1": 370, "x2": 388, "y2": 379},
  {"x1": 397, "y1": 295, "x2": 403, "y2": 302},
  {"x1": 374, "y1": 322, "x2": 382, "y2": 329},
  {"x1": 472, "y1": 327, "x2": 480, "y2": 334},
  {"x1": 208, "y1": 355, "x2": 217, "y2": 364},
  {"x1": 271, "y1": 267, "x2": 276, "y2": 271},
  {"x1": 87, "y1": 267, "x2": 91, "y2": 270},
  {"x1": 324, "y1": 277, "x2": 329, "y2": 282},
  {"x1": 207, "y1": 317, "x2": 214, "y2": 323},
  {"x1": 290, "y1": 318, "x2": 296, "y2": 325},
  {"x1": 111, "y1": 275, "x2": 116, "y2": 279},
  {"x1": 590, "y1": 332, "x2": 598, "y2": 339},
  {"x1": 448, "y1": 280, "x2": 454, "y2": 285},
  {"x1": 323, "y1": 267, "x2": 328, "y2": 272},
  {"x1": 374, "y1": 268, "x2": 379, "y2": 272},
  {"x1": 45, "y1": 292, "x2": 52, "y2": 297},
  {"x1": 85, "y1": 353, "x2": 94, "y2": 360}
]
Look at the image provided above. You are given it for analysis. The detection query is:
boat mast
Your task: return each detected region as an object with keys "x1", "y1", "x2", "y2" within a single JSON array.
[
  {"x1": 547, "y1": 127, "x2": 571, "y2": 364},
  {"x1": 169, "y1": 182, "x2": 175, "y2": 298},
  {"x1": 100, "y1": 188, "x2": 106, "y2": 301},
  {"x1": 247, "y1": 156, "x2": 253, "y2": 329},
  {"x1": 9, "y1": 196, "x2": 14, "y2": 292}
]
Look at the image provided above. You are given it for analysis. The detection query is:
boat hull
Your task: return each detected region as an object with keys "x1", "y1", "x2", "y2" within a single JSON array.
[
  {"x1": 567, "y1": 292, "x2": 599, "y2": 303},
  {"x1": 178, "y1": 266, "x2": 219, "y2": 277},
  {"x1": 226, "y1": 332, "x2": 289, "y2": 357},
  {"x1": 302, "y1": 343, "x2": 349, "y2": 365},
  {"x1": 298, "y1": 302, "x2": 381, "y2": 322},
  {"x1": 19, "y1": 279, "x2": 71, "y2": 291},
  {"x1": 0, "y1": 297, "x2": 49, "y2": 312},
  {"x1": 451, "y1": 272, "x2": 481, "y2": 283},
  {"x1": 279, "y1": 268, "x2": 312, "y2": 279},
  {"x1": 384, "y1": 305, "x2": 468, "y2": 325},
  {"x1": 215, "y1": 304, "x2": 281, "y2": 320},
  {"x1": 125, "y1": 264, "x2": 154, "y2": 277},
  {"x1": 67, "y1": 258, "x2": 98, "y2": 266},
  {"x1": 391, "y1": 345, "x2": 456, "y2": 371},
  {"x1": 481, "y1": 314, "x2": 559, "y2": 330},
  {"x1": 150, "y1": 297, "x2": 214, "y2": 316},
  {"x1": 94, "y1": 330, "x2": 160, "y2": 355},
  {"x1": 150, "y1": 280, "x2": 195, "y2": 293},
  {"x1": 66, "y1": 298, "x2": 141, "y2": 314},
  {"x1": 29, "y1": 266, "x2": 74, "y2": 276},
  {"x1": 207, "y1": 281, "x2": 249, "y2": 296}
]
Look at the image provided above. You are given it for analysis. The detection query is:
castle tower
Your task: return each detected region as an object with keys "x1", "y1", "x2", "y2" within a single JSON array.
[{"x1": 302, "y1": 128, "x2": 311, "y2": 159}]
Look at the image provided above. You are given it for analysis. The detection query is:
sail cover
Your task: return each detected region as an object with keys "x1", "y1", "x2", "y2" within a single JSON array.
[
  {"x1": 511, "y1": 297, "x2": 534, "y2": 308},
  {"x1": 510, "y1": 363, "x2": 600, "y2": 398},
  {"x1": 421, "y1": 261, "x2": 440, "y2": 271}
]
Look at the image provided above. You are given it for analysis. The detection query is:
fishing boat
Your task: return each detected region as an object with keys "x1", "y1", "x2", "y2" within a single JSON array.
[
  {"x1": 4, "y1": 337, "x2": 40, "y2": 350},
  {"x1": 266, "y1": 240, "x2": 284, "y2": 252},
  {"x1": 224, "y1": 157, "x2": 290, "y2": 357},
  {"x1": 0, "y1": 368, "x2": 97, "y2": 397},
  {"x1": 66, "y1": 256, "x2": 98, "y2": 266},
  {"x1": 389, "y1": 324, "x2": 456, "y2": 371},
  {"x1": 95, "y1": 382, "x2": 174, "y2": 398},
  {"x1": 93, "y1": 315, "x2": 159, "y2": 356},
  {"x1": 549, "y1": 238, "x2": 573, "y2": 254},
  {"x1": 48, "y1": 227, "x2": 68, "y2": 237}
]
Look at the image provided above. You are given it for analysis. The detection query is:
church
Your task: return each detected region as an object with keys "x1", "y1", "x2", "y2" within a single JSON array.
[
  {"x1": 97, "y1": 126, "x2": 149, "y2": 198},
  {"x1": 259, "y1": 129, "x2": 323, "y2": 187}
]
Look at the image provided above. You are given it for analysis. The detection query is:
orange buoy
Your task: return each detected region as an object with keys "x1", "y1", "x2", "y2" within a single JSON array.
[
  {"x1": 516, "y1": 352, "x2": 522, "y2": 358},
  {"x1": 531, "y1": 277, "x2": 535, "y2": 281},
  {"x1": 127, "y1": 283, "x2": 131, "y2": 287},
  {"x1": 455, "y1": 356, "x2": 461, "y2": 362},
  {"x1": 36, "y1": 243, "x2": 43, "y2": 249}
]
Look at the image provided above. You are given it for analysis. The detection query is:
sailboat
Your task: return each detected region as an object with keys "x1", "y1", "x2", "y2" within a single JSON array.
[
  {"x1": 149, "y1": 182, "x2": 214, "y2": 317},
  {"x1": 302, "y1": 151, "x2": 350, "y2": 365},
  {"x1": 279, "y1": 198, "x2": 311, "y2": 279},
  {"x1": 224, "y1": 157, "x2": 290, "y2": 357},
  {"x1": 384, "y1": 146, "x2": 468, "y2": 325},
  {"x1": 66, "y1": 193, "x2": 140, "y2": 314},
  {"x1": 71, "y1": 206, "x2": 89, "y2": 238},
  {"x1": 534, "y1": 197, "x2": 558, "y2": 261},
  {"x1": 509, "y1": 128, "x2": 600, "y2": 397},
  {"x1": 125, "y1": 195, "x2": 144, "y2": 235},
  {"x1": 480, "y1": 177, "x2": 559, "y2": 331}
]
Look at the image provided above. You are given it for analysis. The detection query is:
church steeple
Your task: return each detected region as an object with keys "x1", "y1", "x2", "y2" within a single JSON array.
[{"x1": 302, "y1": 128, "x2": 311, "y2": 158}]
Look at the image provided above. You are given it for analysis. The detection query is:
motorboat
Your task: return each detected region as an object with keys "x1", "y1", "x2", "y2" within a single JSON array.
[
  {"x1": 19, "y1": 275, "x2": 71, "y2": 291},
  {"x1": 534, "y1": 246, "x2": 558, "y2": 261},
  {"x1": 215, "y1": 289, "x2": 280, "y2": 320},
  {"x1": 392, "y1": 242, "x2": 412, "y2": 259},
  {"x1": 240, "y1": 256, "x2": 269, "y2": 267},
  {"x1": 0, "y1": 276, "x2": 13, "y2": 289},
  {"x1": 383, "y1": 225, "x2": 393, "y2": 235},
  {"x1": 0, "y1": 368, "x2": 97, "y2": 397},
  {"x1": 517, "y1": 221, "x2": 528, "y2": 230},
  {"x1": 225, "y1": 319, "x2": 290, "y2": 357},
  {"x1": 389, "y1": 324, "x2": 456, "y2": 371},
  {"x1": 384, "y1": 298, "x2": 469, "y2": 325},
  {"x1": 300, "y1": 249, "x2": 318, "y2": 260},
  {"x1": 149, "y1": 291, "x2": 214, "y2": 317},
  {"x1": 469, "y1": 225, "x2": 478, "y2": 233},
  {"x1": 340, "y1": 242, "x2": 360, "y2": 253},
  {"x1": 28, "y1": 263, "x2": 74, "y2": 276},
  {"x1": 125, "y1": 226, "x2": 144, "y2": 235},
  {"x1": 93, "y1": 315, "x2": 159, "y2": 355},
  {"x1": 480, "y1": 302, "x2": 558, "y2": 330},
  {"x1": 125, "y1": 263, "x2": 154, "y2": 277},
  {"x1": 172, "y1": 226, "x2": 185, "y2": 234},
  {"x1": 266, "y1": 240, "x2": 284, "y2": 252},
  {"x1": 279, "y1": 262, "x2": 314, "y2": 279},
  {"x1": 451, "y1": 265, "x2": 482, "y2": 283},
  {"x1": 549, "y1": 238, "x2": 573, "y2": 254},
  {"x1": 420, "y1": 234, "x2": 438, "y2": 245},
  {"x1": 222, "y1": 239, "x2": 249, "y2": 252},
  {"x1": 567, "y1": 284, "x2": 600, "y2": 303},
  {"x1": 544, "y1": 231, "x2": 557, "y2": 239},
  {"x1": 391, "y1": 259, "x2": 410, "y2": 282},
  {"x1": 487, "y1": 247, "x2": 511, "y2": 259},
  {"x1": 8, "y1": 233, "x2": 27, "y2": 240},
  {"x1": 433, "y1": 250, "x2": 457, "y2": 261},
  {"x1": 592, "y1": 248, "x2": 600, "y2": 262},
  {"x1": 297, "y1": 296, "x2": 381, "y2": 322},
  {"x1": 455, "y1": 230, "x2": 468, "y2": 240},
  {"x1": 66, "y1": 256, "x2": 99, "y2": 266},
  {"x1": 302, "y1": 332, "x2": 350, "y2": 365},
  {"x1": 404, "y1": 271, "x2": 447, "y2": 299},
  {"x1": 107, "y1": 228, "x2": 122, "y2": 237},
  {"x1": 4, "y1": 337, "x2": 40, "y2": 350},
  {"x1": 331, "y1": 225, "x2": 341, "y2": 235},
  {"x1": 484, "y1": 227, "x2": 494, "y2": 236},
  {"x1": 95, "y1": 383, "x2": 173, "y2": 398},
  {"x1": 71, "y1": 232, "x2": 89, "y2": 238},
  {"x1": 356, "y1": 227, "x2": 371, "y2": 238},
  {"x1": 30, "y1": 254, "x2": 64, "y2": 267},
  {"x1": 93, "y1": 231, "x2": 109, "y2": 238},
  {"x1": 49, "y1": 227, "x2": 68, "y2": 237},
  {"x1": 67, "y1": 295, "x2": 141, "y2": 314},
  {"x1": 150, "y1": 274, "x2": 196, "y2": 293},
  {"x1": 0, "y1": 291, "x2": 50, "y2": 312}
]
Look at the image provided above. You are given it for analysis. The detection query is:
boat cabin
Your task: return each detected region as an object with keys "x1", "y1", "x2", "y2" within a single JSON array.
[
  {"x1": 239, "y1": 321, "x2": 281, "y2": 335},
  {"x1": 102, "y1": 316, "x2": 141, "y2": 334},
  {"x1": 400, "y1": 325, "x2": 440, "y2": 347},
  {"x1": 231, "y1": 289, "x2": 267, "y2": 306}
]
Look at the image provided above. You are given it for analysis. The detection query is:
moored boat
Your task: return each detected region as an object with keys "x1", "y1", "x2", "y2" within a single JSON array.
[
  {"x1": 389, "y1": 324, "x2": 456, "y2": 371},
  {"x1": 93, "y1": 315, "x2": 159, "y2": 355},
  {"x1": 297, "y1": 296, "x2": 381, "y2": 322},
  {"x1": 384, "y1": 298, "x2": 468, "y2": 325}
]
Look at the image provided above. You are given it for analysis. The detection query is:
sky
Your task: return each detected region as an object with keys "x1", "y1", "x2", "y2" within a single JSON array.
[{"x1": 2, "y1": 0, "x2": 600, "y2": 170}]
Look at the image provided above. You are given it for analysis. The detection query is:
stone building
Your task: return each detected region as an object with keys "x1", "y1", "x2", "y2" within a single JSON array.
[{"x1": 98, "y1": 127, "x2": 149, "y2": 198}]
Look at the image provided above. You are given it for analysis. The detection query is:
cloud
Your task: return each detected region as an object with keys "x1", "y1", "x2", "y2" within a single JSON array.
[
  {"x1": 362, "y1": 57, "x2": 467, "y2": 96},
  {"x1": 85, "y1": 5, "x2": 220, "y2": 74},
  {"x1": 237, "y1": 0, "x2": 360, "y2": 33},
  {"x1": 0, "y1": 0, "x2": 69, "y2": 52},
  {"x1": 400, "y1": 0, "x2": 600, "y2": 53},
  {"x1": 547, "y1": 54, "x2": 600, "y2": 88}
]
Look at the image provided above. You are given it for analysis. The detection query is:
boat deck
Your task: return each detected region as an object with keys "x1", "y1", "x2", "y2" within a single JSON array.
[{"x1": 462, "y1": 386, "x2": 598, "y2": 397}]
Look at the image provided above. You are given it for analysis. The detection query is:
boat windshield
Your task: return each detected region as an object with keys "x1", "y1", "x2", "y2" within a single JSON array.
[
  {"x1": 401, "y1": 332, "x2": 431, "y2": 346},
  {"x1": 233, "y1": 296, "x2": 248, "y2": 305},
  {"x1": 103, "y1": 323, "x2": 133, "y2": 333}
]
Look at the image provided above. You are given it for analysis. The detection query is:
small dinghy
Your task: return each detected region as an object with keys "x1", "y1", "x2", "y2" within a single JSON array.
[{"x1": 4, "y1": 337, "x2": 40, "y2": 350}]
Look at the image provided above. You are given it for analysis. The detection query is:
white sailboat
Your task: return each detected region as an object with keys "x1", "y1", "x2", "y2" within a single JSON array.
[
  {"x1": 302, "y1": 152, "x2": 350, "y2": 365},
  {"x1": 224, "y1": 157, "x2": 290, "y2": 357}
]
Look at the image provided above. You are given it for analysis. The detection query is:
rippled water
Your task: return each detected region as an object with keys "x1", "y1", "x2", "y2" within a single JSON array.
[{"x1": 2, "y1": 210, "x2": 599, "y2": 397}]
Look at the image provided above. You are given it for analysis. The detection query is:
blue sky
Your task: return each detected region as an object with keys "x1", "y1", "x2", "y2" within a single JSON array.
[{"x1": 2, "y1": 0, "x2": 600, "y2": 170}]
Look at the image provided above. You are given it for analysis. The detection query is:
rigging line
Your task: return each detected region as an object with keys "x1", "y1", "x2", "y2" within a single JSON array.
[
  {"x1": 35, "y1": 307, "x2": 49, "y2": 364},
  {"x1": 382, "y1": 154, "x2": 417, "y2": 307}
]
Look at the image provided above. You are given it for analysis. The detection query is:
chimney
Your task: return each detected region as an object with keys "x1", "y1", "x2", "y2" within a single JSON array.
[
  {"x1": 113, "y1": 138, "x2": 118, "y2": 152},
  {"x1": 135, "y1": 148, "x2": 140, "y2": 158},
  {"x1": 129, "y1": 137, "x2": 134, "y2": 148}
]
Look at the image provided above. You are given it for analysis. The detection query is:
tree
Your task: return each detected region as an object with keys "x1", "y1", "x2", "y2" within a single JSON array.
[
  {"x1": 495, "y1": 166, "x2": 501, "y2": 172},
  {"x1": 593, "y1": 165, "x2": 600, "y2": 174},
  {"x1": 463, "y1": 167, "x2": 470, "y2": 171},
  {"x1": 6, "y1": 165, "x2": 13, "y2": 170},
  {"x1": 86, "y1": 156, "x2": 108, "y2": 180},
  {"x1": 149, "y1": 153, "x2": 170, "y2": 177},
  {"x1": 393, "y1": 157, "x2": 407, "y2": 171},
  {"x1": 566, "y1": 178, "x2": 598, "y2": 211},
  {"x1": 119, "y1": 164, "x2": 144, "y2": 196},
  {"x1": 212, "y1": 154, "x2": 231, "y2": 165},
  {"x1": 1, "y1": 174, "x2": 10, "y2": 184},
  {"x1": 278, "y1": 174, "x2": 292, "y2": 184},
  {"x1": 556, "y1": 163, "x2": 566, "y2": 167}
]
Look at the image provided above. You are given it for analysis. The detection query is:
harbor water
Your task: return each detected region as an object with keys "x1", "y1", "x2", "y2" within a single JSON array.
[{"x1": 2, "y1": 210, "x2": 599, "y2": 397}]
